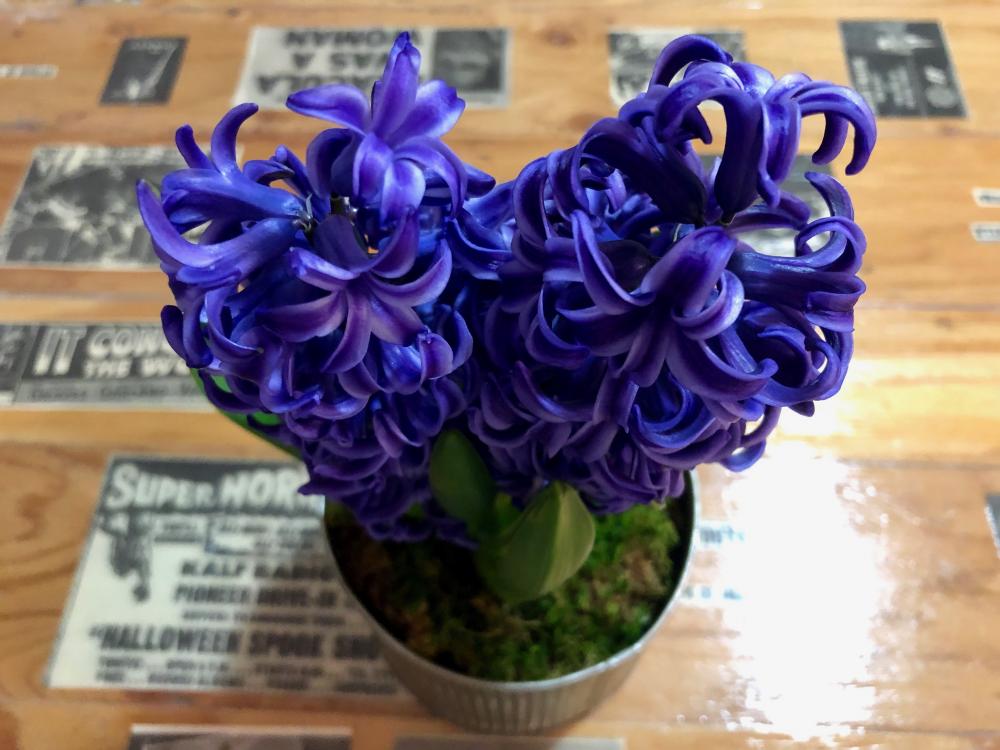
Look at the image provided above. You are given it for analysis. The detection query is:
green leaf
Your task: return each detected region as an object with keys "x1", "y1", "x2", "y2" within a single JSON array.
[
  {"x1": 429, "y1": 430, "x2": 496, "y2": 536},
  {"x1": 191, "y1": 370, "x2": 299, "y2": 459},
  {"x1": 475, "y1": 480, "x2": 596, "y2": 605}
]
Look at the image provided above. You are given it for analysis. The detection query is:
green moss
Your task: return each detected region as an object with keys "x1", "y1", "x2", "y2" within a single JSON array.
[{"x1": 328, "y1": 501, "x2": 689, "y2": 682}]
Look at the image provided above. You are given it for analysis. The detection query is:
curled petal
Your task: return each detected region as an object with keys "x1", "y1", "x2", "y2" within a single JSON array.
[
  {"x1": 368, "y1": 240, "x2": 452, "y2": 306},
  {"x1": 286, "y1": 84, "x2": 371, "y2": 132},
  {"x1": 210, "y1": 103, "x2": 257, "y2": 176},
  {"x1": 649, "y1": 34, "x2": 731, "y2": 88},
  {"x1": 380, "y1": 158, "x2": 426, "y2": 224},
  {"x1": 391, "y1": 79, "x2": 465, "y2": 141}
]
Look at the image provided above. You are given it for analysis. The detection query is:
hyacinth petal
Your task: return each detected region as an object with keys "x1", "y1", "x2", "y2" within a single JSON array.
[
  {"x1": 371, "y1": 33, "x2": 421, "y2": 138},
  {"x1": 368, "y1": 294, "x2": 425, "y2": 345},
  {"x1": 732, "y1": 62, "x2": 776, "y2": 96},
  {"x1": 572, "y1": 211, "x2": 647, "y2": 315},
  {"x1": 525, "y1": 290, "x2": 590, "y2": 368},
  {"x1": 138, "y1": 181, "x2": 296, "y2": 273},
  {"x1": 618, "y1": 316, "x2": 671, "y2": 386},
  {"x1": 465, "y1": 163, "x2": 497, "y2": 196},
  {"x1": 512, "y1": 159, "x2": 549, "y2": 247},
  {"x1": 512, "y1": 362, "x2": 593, "y2": 424},
  {"x1": 813, "y1": 113, "x2": 849, "y2": 165},
  {"x1": 162, "y1": 304, "x2": 211, "y2": 368},
  {"x1": 160, "y1": 169, "x2": 304, "y2": 221},
  {"x1": 287, "y1": 248, "x2": 358, "y2": 289},
  {"x1": 304, "y1": 128, "x2": 357, "y2": 198},
  {"x1": 654, "y1": 75, "x2": 738, "y2": 135},
  {"x1": 322, "y1": 291, "x2": 373, "y2": 372},
  {"x1": 763, "y1": 99, "x2": 801, "y2": 191},
  {"x1": 391, "y1": 79, "x2": 465, "y2": 141},
  {"x1": 417, "y1": 331, "x2": 456, "y2": 381},
  {"x1": 713, "y1": 91, "x2": 765, "y2": 218},
  {"x1": 568, "y1": 421, "x2": 620, "y2": 463},
  {"x1": 368, "y1": 241, "x2": 451, "y2": 306},
  {"x1": 370, "y1": 212, "x2": 420, "y2": 278},
  {"x1": 446, "y1": 212, "x2": 510, "y2": 281},
  {"x1": 795, "y1": 86, "x2": 876, "y2": 174},
  {"x1": 286, "y1": 84, "x2": 371, "y2": 132},
  {"x1": 807, "y1": 171, "x2": 855, "y2": 220},
  {"x1": 673, "y1": 270, "x2": 745, "y2": 340},
  {"x1": 259, "y1": 292, "x2": 348, "y2": 343},
  {"x1": 648, "y1": 34, "x2": 731, "y2": 88},
  {"x1": 203, "y1": 288, "x2": 258, "y2": 360},
  {"x1": 594, "y1": 373, "x2": 640, "y2": 427},
  {"x1": 380, "y1": 158, "x2": 426, "y2": 224},
  {"x1": 668, "y1": 333, "x2": 777, "y2": 401},
  {"x1": 395, "y1": 137, "x2": 467, "y2": 213},
  {"x1": 639, "y1": 226, "x2": 736, "y2": 310},
  {"x1": 175, "y1": 125, "x2": 211, "y2": 169},
  {"x1": 243, "y1": 159, "x2": 293, "y2": 184},
  {"x1": 353, "y1": 134, "x2": 394, "y2": 200},
  {"x1": 210, "y1": 103, "x2": 257, "y2": 176}
]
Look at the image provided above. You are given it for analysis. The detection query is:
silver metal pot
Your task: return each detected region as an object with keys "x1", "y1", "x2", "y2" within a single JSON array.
[{"x1": 329, "y1": 474, "x2": 698, "y2": 735}]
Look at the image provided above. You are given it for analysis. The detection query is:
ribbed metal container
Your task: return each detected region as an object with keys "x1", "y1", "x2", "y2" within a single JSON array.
[{"x1": 329, "y1": 475, "x2": 698, "y2": 735}]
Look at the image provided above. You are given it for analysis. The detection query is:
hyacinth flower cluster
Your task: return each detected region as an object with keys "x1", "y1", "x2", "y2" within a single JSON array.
[
  {"x1": 139, "y1": 33, "x2": 875, "y2": 554},
  {"x1": 453, "y1": 35, "x2": 876, "y2": 511}
]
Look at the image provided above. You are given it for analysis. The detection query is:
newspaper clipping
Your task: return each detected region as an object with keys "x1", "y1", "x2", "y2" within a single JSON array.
[
  {"x1": 101, "y1": 37, "x2": 187, "y2": 105},
  {"x1": 235, "y1": 27, "x2": 510, "y2": 110},
  {"x1": 47, "y1": 456, "x2": 399, "y2": 696},
  {"x1": 608, "y1": 28, "x2": 745, "y2": 106},
  {"x1": 127, "y1": 725, "x2": 351, "y2": 750},
  {"x1": 0, "y1": 322, "x2": 203, "y2": 408},
  {"x1": 0, "y1": 145, "x2": 181, "y2": 268},
  {"x1": 840, "y1": 21, "x2": 966, "y2": 118}
]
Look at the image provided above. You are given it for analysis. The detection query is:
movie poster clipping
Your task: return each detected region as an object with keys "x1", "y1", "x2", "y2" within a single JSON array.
[
  {"x1": 608, "y1": 28, "x2": 745, "y2": 106},
  {"x1": 47, "y1": 456, "x2": 399, "y2": 696},
  {"x1": 235, "y1": 27, "x2": 509, "y2": 110},
  {"x1": 0, "y1": 323, "x2": 203, "y2": 409},
  {"x1": 0, "y1": 146, "x2": 182, "y2": 268}
]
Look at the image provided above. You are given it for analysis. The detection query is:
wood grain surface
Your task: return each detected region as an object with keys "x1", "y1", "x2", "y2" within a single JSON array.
[{"x1": 2, "y1": 1, "x2": 1000, "y2": 748}]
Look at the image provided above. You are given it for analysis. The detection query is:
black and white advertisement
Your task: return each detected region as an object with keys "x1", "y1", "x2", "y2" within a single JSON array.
[
  {"x1": 840, "y1": 20, "x2": 966, "y2": 118},
  {"x1": 127, "y1": 725, "x2": 352, "y2": 750},
  {"x1": 234, "y1": 27, "x2": 510, "y2": 110},
  {"x1": 47, "y1": 456, "x2": 399, "y2": 696},
  {"x1": 0, "y1": 145, "x2": 181, "y2": 268},
  {"x1": 101, "y1": 37, "x2": 187, "y2": 105},
  {"x1": 608, "y1": 28, "x2": 745, "y2": 106},
  {"x1": 0, "y1": 323, "x2": 203, "y2": 408}
]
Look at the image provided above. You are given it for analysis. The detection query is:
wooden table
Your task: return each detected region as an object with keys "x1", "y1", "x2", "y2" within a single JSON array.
[{"x1": 2, "y1": 1, "x2": 1000, "y2": 748}]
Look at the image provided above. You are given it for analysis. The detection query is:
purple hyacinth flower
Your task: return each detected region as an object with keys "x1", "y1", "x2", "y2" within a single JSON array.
[
  {"x1": 287, "y1": 32, "x2": 483, "y2": 226},
  {"x1": 137, "y1": 34, "x2": 490, "y2": 542},
  {"x1": 449, "y1": 34, "x2": 876, "y2": 512}
]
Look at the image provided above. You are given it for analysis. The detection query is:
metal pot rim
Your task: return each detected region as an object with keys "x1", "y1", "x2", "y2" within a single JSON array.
[{"x1": 329, "y1": 470, "x2": 700, "y2": 692}]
